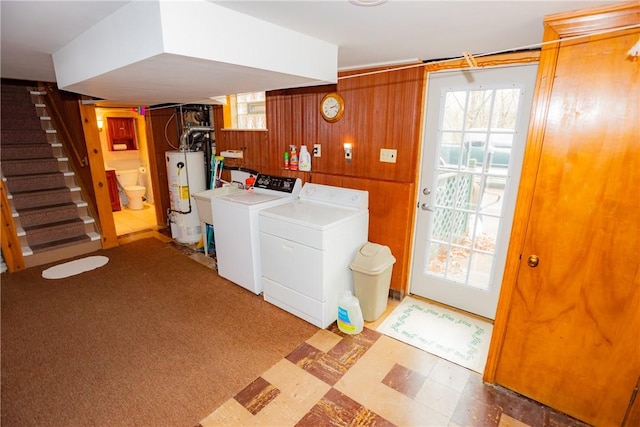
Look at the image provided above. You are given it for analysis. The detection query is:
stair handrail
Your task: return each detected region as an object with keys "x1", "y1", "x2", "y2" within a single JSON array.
[
  {"x1": 42, "y1": 83, "x2": 89, "y2": 167},
  {"x1": 38, "y1": 83, "x2": 103, "y2": 237}
]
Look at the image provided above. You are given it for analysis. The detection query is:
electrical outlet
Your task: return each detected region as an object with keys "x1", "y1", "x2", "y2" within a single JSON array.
[
  {"x1": 380, "y1": 148, "x2": 397, "y2": 163},
  {"x1": 313, "y1": 144, "x2": 321, "y2": 157}
]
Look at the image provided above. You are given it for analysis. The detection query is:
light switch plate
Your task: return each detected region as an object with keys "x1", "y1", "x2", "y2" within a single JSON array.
[{"x1": 380, "y1": 148, "x2": 397, "y2": 163}]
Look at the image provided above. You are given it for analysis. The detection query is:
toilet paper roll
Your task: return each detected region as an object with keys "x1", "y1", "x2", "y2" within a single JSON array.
[
  {"x1": 138, "y1": 167, "x2": 147, "y2": 174},
  {"x1": 113, "y1": 143, "x2": 128, "y2": 151}
]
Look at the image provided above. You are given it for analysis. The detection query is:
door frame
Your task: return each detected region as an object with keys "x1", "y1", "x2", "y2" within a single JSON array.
[
  {"x1": 79, "y1": 104, "x2": 165, "y2": 245},
  {"x1": 404, "y1": 51, "x2": 541, "y2": 299},
  {"x1": 482, "y1": 2, "x2": 640, "y2": 384}
]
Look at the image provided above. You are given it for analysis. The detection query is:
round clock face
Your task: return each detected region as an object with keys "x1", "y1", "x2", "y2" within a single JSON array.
[{"x1": 320, "y1": 93, "x2": 344, "y2": 122}]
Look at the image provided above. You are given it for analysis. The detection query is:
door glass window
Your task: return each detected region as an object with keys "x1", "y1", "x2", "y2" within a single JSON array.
[
  {"x1": 411, "y1": 64, "x2": 537, "y2": 320},
  {"x1": 427, "y1": 87, "x2": 521, "y2": 289}
]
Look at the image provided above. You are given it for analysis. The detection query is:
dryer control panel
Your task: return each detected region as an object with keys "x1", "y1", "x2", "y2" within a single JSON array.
[
  {"x1": 253, "y1": 174, "x2": 302, "y2": 194},
  {"x1": 298, "y1": 183, "x2": 368, "y2": 210}
]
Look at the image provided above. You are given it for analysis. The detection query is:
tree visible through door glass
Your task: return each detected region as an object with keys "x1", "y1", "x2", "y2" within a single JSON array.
[{"x1": 429, "y1": 88, "x2": 520, "y2": 289}]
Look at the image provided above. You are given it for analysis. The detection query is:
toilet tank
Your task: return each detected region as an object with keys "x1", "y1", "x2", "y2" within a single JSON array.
[{"x1": 115, "y1": 169, "x2": 139, "y2": 187}]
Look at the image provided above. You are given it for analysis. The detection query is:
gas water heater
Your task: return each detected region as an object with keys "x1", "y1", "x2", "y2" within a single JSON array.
[{"x1": 166, "y1": 150, "x2": 206, "y2": 244}]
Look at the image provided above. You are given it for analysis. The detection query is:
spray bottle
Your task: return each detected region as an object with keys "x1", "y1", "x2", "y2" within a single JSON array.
[
  {"x1": 299, "y1": 145, "x2": 311, "y2": 172},
  {"x1": 289, "y1": 145, "x2": 298, "y2": 171}
]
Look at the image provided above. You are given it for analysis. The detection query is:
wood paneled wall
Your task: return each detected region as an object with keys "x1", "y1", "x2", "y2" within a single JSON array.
[
  {"x1": 214, "y1": 66, "x2": 426, "y2": 293},
  {"x1": 46, "y1": 84, "x2": 96, "y2": 211},
  {"x1": 212, "y1": 54, "x2": 541, "y2": 294},
  {"x1": 211, "y1": 108, "x2": 269, "y2": 175},
  {"x1": 145, "y1": 107, "x2": 180, "y2": 226},
  {"x1": 266, "y1": 67, "x2": 425, "y2": 183}
]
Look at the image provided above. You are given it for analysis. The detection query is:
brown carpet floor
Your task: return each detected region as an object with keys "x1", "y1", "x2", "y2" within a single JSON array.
[{"x1": 1, "y1": 237, "x2": 319, "y2": 426}]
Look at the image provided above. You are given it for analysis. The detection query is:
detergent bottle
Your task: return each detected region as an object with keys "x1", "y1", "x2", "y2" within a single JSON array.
[
  {"x1": 245, "y1": 174, "x2": 256, "y2": 190},
  {"x1": 299, "y1": 145, "x2": 311, "y2": 172},
  {"x1": 337, "y1": 290, "x2": 364, "y2": 335},
  {"x1": 289, "y1": 145, "x2": 299, "y2": 171}
]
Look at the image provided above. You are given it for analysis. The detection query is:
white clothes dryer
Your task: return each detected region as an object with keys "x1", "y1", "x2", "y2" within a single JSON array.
[
  {"x1": 211, "y1": 174, "x2": 302, "y2": 294},
  {"x1": 258, "y1": 183, "x2": 369, "y2": 328}
]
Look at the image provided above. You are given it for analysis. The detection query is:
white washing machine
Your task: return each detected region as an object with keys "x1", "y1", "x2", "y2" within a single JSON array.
[
  {"x1": 211, "y1": 174, "x2": 302, "y2": 294},
  {"x1": 258, "y1": 183, "x2": 369, "y2": 328}
]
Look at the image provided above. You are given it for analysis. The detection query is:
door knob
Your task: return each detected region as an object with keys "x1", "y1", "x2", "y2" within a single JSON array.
[
  {"x1": 421, "y1": 203, "x2": 434, "y2": 212},
  {"x1": 527, "y1": 255, "x2": 539, "y2": 268}
]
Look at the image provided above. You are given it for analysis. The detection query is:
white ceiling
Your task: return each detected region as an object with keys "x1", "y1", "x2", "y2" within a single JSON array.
[{"x1": 0, "y1": 0, "x2": 617, "y2": 106}]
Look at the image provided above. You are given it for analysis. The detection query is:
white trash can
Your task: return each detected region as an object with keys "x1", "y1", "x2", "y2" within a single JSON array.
[{"x1": 349, "y1": 242, "x2": 396, "y2": 322}]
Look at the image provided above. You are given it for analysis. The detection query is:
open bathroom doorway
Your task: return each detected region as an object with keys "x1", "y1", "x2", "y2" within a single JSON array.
[{"x1": 95, "y1": 107, "x2": 157, "y2": 236}]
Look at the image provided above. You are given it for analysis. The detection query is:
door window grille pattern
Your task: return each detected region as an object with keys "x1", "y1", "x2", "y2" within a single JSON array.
[{"x1": 425, "y1": 87, "x2": 521, "y2": 289}]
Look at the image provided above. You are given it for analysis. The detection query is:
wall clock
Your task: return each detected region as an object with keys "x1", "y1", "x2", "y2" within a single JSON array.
[{"x1": 320, "y1": 92, "x2": 345, "y2": 122}]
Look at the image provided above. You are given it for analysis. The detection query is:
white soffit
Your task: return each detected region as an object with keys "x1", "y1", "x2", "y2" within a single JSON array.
[{"x1": 52, "y1": 0, "x2": 337, "y2": 105}]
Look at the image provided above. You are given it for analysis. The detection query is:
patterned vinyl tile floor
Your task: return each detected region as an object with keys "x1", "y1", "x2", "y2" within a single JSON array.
[
  {"x1": 199, "y1": 323, "x2": 589, "y2": 427},
  {"x1": 119, "y1": 234, "x2": 589, "y2": 427}
]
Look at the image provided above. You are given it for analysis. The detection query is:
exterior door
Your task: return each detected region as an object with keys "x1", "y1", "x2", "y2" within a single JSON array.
[
  {"x1": 493, "y1": 8, "x2": 640, "y2": 426},
  {"x1": 411, "y1": 64, "x2": 538, "y2": 319}
]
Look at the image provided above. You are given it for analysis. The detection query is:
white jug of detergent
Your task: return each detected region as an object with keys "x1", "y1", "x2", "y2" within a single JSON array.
[
  {"x1": 299, "y1": 145, "x2": 311, "y2": 172},
  {"x1": 337, "y1": 290, "x2": 364, "y2": 334}
]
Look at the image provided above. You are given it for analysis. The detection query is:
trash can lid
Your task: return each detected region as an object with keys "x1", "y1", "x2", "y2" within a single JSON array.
[{"x1": 349, "y1": 242, "x2": 396, "y2": 274}]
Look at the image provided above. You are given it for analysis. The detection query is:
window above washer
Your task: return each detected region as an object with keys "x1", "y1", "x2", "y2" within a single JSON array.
[{"x1": 223, "y1": 91, "x2": 266, "y2": 130}]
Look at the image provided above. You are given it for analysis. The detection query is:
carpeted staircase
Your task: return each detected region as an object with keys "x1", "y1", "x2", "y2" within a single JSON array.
[{"x1": 1, "y1": 81, "x2": 101, "y2": 268}]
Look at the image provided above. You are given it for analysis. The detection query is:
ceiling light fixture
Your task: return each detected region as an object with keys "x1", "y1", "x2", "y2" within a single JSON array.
[{"x1": 349, "y1": 0, "x2": 387, "y2": 7}]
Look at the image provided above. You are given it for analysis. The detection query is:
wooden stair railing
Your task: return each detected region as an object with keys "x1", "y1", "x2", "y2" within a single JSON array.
[
  {"x1": 41, "y1": 82, "x2": 104, "y2": 238},
  {"x1": 42, "y1": 82, "x2": 88, "y2": 168}
]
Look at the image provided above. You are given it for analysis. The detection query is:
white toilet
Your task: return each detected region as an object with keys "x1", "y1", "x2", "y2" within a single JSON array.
[{"x1": 115, "y1": 169, "x2": 146, "y2": 210}]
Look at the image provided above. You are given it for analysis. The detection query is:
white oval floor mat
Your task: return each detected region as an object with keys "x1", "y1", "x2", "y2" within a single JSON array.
[{"x1": 42, "y1": 256, "x2": 109, "y2": 279}]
